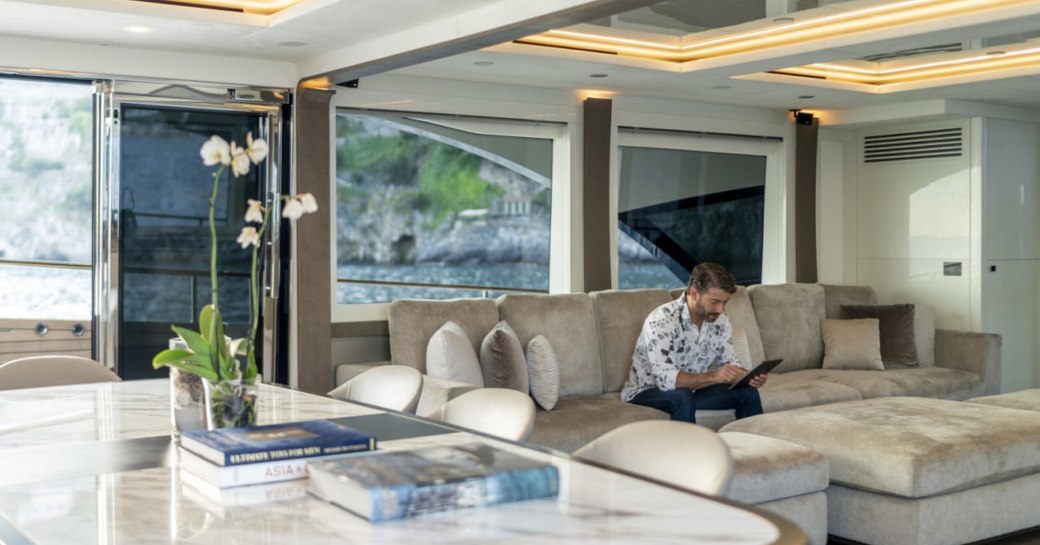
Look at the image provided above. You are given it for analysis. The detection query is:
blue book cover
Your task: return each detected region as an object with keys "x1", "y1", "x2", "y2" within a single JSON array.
[
  {"x1": 180, "y1": 419, "x2": 376, "y2": 466},
  {"x1": 307, "y1": 442, "x2": 560, "y2": 522}
]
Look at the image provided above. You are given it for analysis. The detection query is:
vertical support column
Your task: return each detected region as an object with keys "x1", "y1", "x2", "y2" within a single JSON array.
[
  {"x1": 293, "y1": 86, "x2": 334, "y2": 394},
  {"x1": 583, "y1": 97, "x2": 613, "y2": 292},
  {"x1": 794, "y1": 113, "x2": 818, "y2": 283}
]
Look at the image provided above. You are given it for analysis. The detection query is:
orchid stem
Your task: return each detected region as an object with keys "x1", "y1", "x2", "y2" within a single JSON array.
[{"x1": 209, "y1": 165, "x2": 222, "y2": 378}]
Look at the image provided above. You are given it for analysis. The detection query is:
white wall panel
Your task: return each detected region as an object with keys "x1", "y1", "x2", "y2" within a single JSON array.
[
  {"x1": 984, "y1": 259, "x2": 1039, "y2": 392},
  {"x1": 857, "y1": 257, "x2": 972, "y2": 330}
]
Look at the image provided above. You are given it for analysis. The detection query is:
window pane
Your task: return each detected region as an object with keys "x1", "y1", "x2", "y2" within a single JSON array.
[
  {"x1": 335, "y1": 112, "x2": 553, "y2": 303},
  {"x1": 0, "y1": 77, "x2": 93, "y2": 320},
  {"x1": 617, "y1": 144, "x2": 766, "y2": 287}
]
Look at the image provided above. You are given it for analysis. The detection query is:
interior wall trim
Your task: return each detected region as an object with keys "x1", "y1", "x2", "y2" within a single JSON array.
[
  {"x1": 795, "y1": 117, "x2": 819, "y2": 283},
  {"x1": 583, "y1": 97, "x2": 613, "y2": 292}
]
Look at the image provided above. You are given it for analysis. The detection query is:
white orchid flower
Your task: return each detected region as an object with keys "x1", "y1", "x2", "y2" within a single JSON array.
[
  {"x1": 236, "y1": 226, "x2": 260, "y2": 248},
  {"x1": 200, "y1": 135, "x2": 230, "y2": 166},
  {"x1": 230, "y1": 141, "x2": 251, "y2": 177},
  {"x1": 282, "y1": 197, "x2": 304, "y2": 220},
  {"x1": 297, "y1": 193, "x2": 318, "y2": 214},
  {"x1": 244, "y1": 199, "x2": 265, "y2": 223},
  {"x1": 245, "y1": 132, "x2": 269, "y2": 164}
]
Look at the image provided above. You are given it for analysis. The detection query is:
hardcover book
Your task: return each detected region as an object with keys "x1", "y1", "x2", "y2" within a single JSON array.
[
  {"x1": 307, "y1": 442, "x2": 560, "y2": 522},
  {"x1": 180, "y1": 469, "x2": 310, "y2": 510},
  {"x1": 178, "y1": 448, "x2": 342, "y2": 488},
  {"x1": 180, "y1": 419, "x2": 376, "y2": 466}
]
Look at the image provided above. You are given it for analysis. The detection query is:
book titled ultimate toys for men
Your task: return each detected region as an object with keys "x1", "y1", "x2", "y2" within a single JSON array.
[
  {"x1": 307, "y1": 442, "x2": 560, "y2": 522},
  {"x1": 180, "y1": 419, "x2": 376, "y2": 467}
]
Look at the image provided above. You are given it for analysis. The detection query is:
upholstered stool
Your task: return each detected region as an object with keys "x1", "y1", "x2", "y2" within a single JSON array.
[
  {"x1": 966, "y1": 388, "x2": 1040, "y2": 412},
  {"x1": 720, "y1": 432, "x2": 829, "y2": 545},
  {"x1": 720, "y1": 397, "x2": 1040, "y2": 545}
]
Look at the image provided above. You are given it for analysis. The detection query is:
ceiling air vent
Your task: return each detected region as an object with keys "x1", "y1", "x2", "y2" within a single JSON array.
[{"x1": 863, "y1": 127, "x2": 963, "y2": 163}]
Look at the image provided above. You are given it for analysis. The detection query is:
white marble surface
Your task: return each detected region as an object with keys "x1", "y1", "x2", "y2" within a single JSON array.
[
  {"x1": 0, "y1": 380, "x2": 378, "y2": 450},
  {"x1": 0, "y1": 380, "x2": 802, "y2": 544},
  {"x1": 0, "y1": 436, "x2": 783, "y2": 545}
]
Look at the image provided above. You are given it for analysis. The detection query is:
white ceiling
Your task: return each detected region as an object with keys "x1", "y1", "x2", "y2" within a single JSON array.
[{"x1": 2, "y1": 0, "x2": 1040, "y2": 113}]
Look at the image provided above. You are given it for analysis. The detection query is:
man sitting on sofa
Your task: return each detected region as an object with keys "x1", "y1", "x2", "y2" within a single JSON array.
[{"x1": 620, "y1": 262, "x2": 766, "y2": 422}]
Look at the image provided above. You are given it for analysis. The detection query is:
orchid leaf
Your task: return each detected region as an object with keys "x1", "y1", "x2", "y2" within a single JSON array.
[
  {"x1": 199, "y1": 305, "x2": 215, "y2": 345},
  {"x1": 152, "y1": 348, "x2": 194, "y2": 369},
  {"x1": 171, "y1": 326, "x2": 211, "y2": 359}
]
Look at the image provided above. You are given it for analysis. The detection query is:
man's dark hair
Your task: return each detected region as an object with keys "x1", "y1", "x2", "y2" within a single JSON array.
[{"x1": 685, "y1": 262, "x2": 737, "y2": 296}]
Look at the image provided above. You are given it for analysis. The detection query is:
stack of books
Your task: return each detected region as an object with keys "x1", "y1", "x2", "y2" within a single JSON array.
[
  {"x1": 307, "y1": 442, "x2": 560, "y2": 521},
  {"x1": 178, "y1": 418, "x2": 377, "y2": 507}
]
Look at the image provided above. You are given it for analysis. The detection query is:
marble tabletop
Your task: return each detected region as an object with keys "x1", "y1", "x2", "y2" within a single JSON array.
[{"x1": 0, "y1": 380, "x2": 805, "y2": 545}]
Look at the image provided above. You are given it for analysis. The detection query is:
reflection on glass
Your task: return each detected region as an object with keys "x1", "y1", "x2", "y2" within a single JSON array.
[
  {"x1": 617, "y1": 144, "x2": 766, "y2": 287},
  {"x1": 335, "y1": 111, "x2": 552, "y2": 303},
  {"x1": 118, "y1": 106, "x2": 263, "y2": 379}
]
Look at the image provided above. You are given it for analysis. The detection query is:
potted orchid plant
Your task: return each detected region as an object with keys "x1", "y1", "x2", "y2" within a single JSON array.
[{"x1": 152, "y1": 133, "x2": 316, "y2": 430}]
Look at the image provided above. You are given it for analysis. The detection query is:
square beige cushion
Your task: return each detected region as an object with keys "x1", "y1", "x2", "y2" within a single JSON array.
[
  {"x1": 749, "y1": 283, "x2": 826, "y2": 372},
  {"x1": 525, "y1": 335, "x2": 560, "y2": 410},
  {"x1": 841, "y1": 304, "x2": 918, "y2": 367},
  {"x1": 589, "y1": 289, "x2": 673, "y2": 393},
  {"x1": 388, "y1": 298, "x2": 498, "y2": 373},
  {"x1": 479, "y1": 320, "x2": 528, "y2": 393},
  {"x1": 821, "y1": 318, "x2": 884, "y2": 370},
  {"x1": 425, "y1": 320, "x2": 484, "y2": 386}
]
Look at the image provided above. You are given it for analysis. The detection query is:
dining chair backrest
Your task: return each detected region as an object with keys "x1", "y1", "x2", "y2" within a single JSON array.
[
  {"x1": 327, "y1": 365, "x2": 423, "y2": 413},
  {"x1": 424, "y1": 388, "x2": 535, "y2": 441},
  {"x1": 0, "y1": 355, "x2": 121, "y2": 391},
  {"x1": 573, "y1": 420, "x2": 733, "y2": 496}
]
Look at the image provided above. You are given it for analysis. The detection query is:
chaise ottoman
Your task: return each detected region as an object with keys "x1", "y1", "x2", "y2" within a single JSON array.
[
  {"x1": 719, "y1": 397, "x2": 1040, "y2": 545},
  {"x1": 966, "y1": 388, "x2": 1040, "y2": 412},
  {"x1": 720, "y1": 432, "x2": 829, "y2": 545}
]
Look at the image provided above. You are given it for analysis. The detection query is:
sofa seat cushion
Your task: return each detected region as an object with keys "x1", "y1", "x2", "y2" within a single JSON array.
[
  {"x1": 720, "y1": 431, "x2": 829, "y2": 504},
  {"x1": 758, "y1": 373, "x2": 863, "y2": 412},
  {"x1": 721, "y1": 397, "x2": 1040, "y2": 498},
  {"x1": 780, "y1": 367, "x2": 982, "y2": 400},
  {"x1": 526, "y1": 394, "x2": 668, "y2": 453}
]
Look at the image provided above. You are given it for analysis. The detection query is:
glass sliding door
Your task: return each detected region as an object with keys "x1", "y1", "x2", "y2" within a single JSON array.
[{"x1": 98, "y1": 83, "x2": 287, "y2": 380}]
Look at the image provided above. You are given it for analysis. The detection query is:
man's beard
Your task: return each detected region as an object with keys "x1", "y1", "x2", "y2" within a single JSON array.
[{"x1": 694, "y1": 300, "x2": 720, "y2": 322}]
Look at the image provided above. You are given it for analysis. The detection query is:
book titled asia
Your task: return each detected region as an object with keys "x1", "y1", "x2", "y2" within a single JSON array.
[
  {"x1": 307, "y1": 442, "x2": 560, "y2": 522},
  {"x1": 180, "y1": 419, "x2": 376, "y2": 467}
]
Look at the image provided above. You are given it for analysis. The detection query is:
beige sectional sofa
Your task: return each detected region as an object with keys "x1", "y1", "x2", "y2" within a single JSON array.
[
  {"x1": 336, "y1": 282, "x2": 1001, "y2": 451},
  {"x1": 334, "y1": 282, "x2": 1001, "y2": 545}
]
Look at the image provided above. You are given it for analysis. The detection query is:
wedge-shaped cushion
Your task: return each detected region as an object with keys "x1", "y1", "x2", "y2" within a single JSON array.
[
  {"x1": 425, "y1": 321, "x2": 484, "y2": 387},
  {"x1": 479, "y1": 320, "x2": 528, "y2": 393},
  {"x1": 821, "y1": 318, "x2": 884, "y2": 370},
  {"x1": 525, "y1": 335, "x2": 560, "y2": 410}
]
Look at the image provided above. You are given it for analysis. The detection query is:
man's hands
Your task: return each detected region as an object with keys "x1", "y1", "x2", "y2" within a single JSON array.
[{"x1": 714, "y1": 363, "x2": 769, "y2": 389}]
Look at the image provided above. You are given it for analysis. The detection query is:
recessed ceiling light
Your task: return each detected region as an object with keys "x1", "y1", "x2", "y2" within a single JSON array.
[
  {"x1": 712, "y1": 85, "x2": 731, "y2": 90},
  {"x1": 798, "y1": 95, "x2": 815, "y2": 99},
  {"x1": 772, "y1": 17, "x2": 795, "y2": 23},
  {"x1": 473, "y1": 61, "x2": 494, "y2": 66},
  {"x1": 987, "y1": 50, "x2": 1006, "y2": 56},
  {"x1": 277, "y1": 41, "x2": 307, "y2": 47},
  {"x1": 590, "y1": 73, "x2": 609, "y2": 78},
  {"x1": 124, "y1": 26, "x2": 153, "y2": 33}
]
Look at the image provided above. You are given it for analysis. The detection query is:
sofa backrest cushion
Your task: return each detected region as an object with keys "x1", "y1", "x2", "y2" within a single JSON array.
[
  {"x1": 820, "y1": 284, "x2": 877, "y2": 318},
  {"x1": 748, "y1": 283, "x2": 826, "y2": 373},
  {"x1": 590, "y1": 289, "x2": 673, "y2": 393},
  {"x1": 388, "y1": 298, "x2": 499, "y2": 374},
  {"x1": 497, "y1": 293, "x2": 603, "y2": 397}
]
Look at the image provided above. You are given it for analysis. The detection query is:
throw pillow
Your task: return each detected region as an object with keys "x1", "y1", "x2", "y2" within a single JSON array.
[
  {"x1": 479, "y1": 321, "x2": 529, "y2": 393},
  {"x1": 821, "y1": 318, "x2": 884, "y2": 370},
  {"x1": 731, "y1": 326, "x2": 754, "y2": 369},
  {"x1": 525, "y1": 335, "x2": 560, "y2": 410},
  {"x1": 425, "y1": 321, "x2": 484, "y2": 387},
  {"x1": 840, "y1": 304, "x2": 918, "y2": 368},
  {"x1": 913, "y1": 304, "x2": 936, "y2": 368}
]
